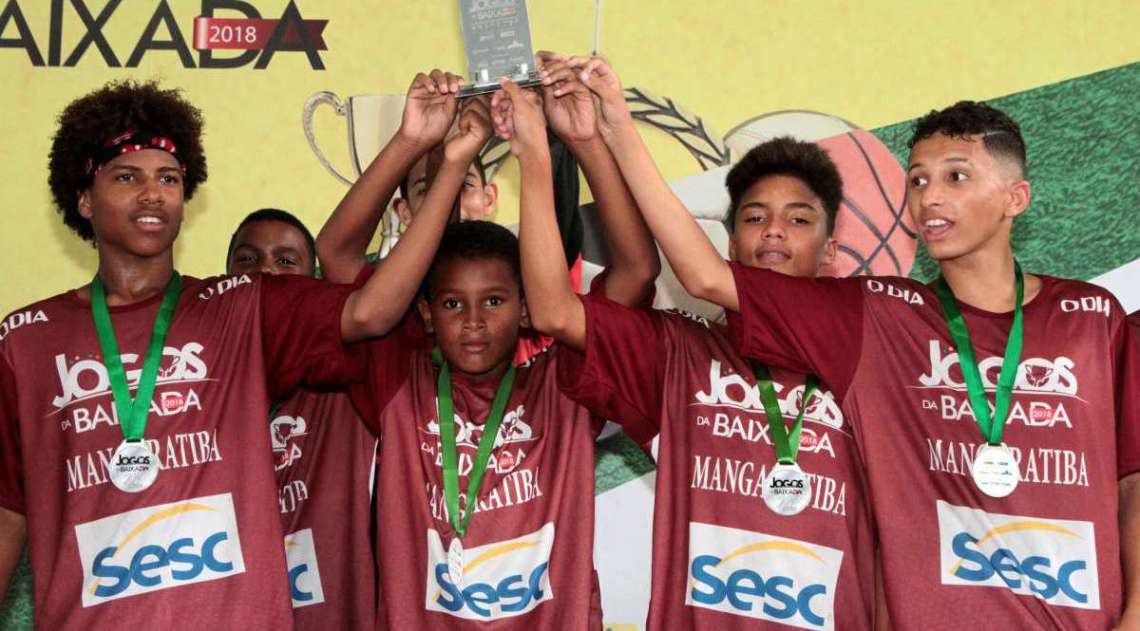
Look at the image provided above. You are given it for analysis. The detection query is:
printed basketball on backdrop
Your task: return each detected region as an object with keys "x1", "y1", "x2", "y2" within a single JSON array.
[{"x1": 725, "y1": 111, "x2": 916, "y2": 278}]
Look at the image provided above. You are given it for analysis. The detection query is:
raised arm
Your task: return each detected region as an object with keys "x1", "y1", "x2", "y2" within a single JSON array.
[
  {"x1": 316, "y1": 70, "x2": 461, "y2": 283},
  {"x1": 491, "y1": 78, "x2": 587, "y2": 351},
  {"x1": 339, "y1": 89, "x2": 494, "y2": 341},
  {"x1": 537, "y1": 51, "x2": 659, "y2": 307},
  {"x1": 569, "y1": 57, "x2": 739, "y2": 312}
]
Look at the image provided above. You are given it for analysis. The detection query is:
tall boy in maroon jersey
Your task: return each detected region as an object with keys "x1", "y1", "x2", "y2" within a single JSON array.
[
  {"x1": 520, "y1": 55, "x2": 875, "y2": 630},
  {"x1": 334, "y1": 71, "x2": 658, "y2": 627},
  {"x1": 571, "y1": 56, "x2": 1140, "y2": 630},
  {"x1": 226, "y1": 208, "x2": 378, "y2": 630},
  {"x1": 0, "y1": 76, "x2": 482, "y2": 629}
]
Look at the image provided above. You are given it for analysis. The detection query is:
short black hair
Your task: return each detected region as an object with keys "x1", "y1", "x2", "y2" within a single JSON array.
[
  {"x1": 725, "y1": 137, "x2": 843, "y2": 235},
  {"x1": 908, "y1": 100, "x2": 1026, "y2": 177},
  {"x1": 423, "y1": 220, "x2": 520, "y2": 298},
  {"x1": 226, "y1": 208, "x2": 315, "y2": 264},
  {"x1": 48, "y1": 80, "x2": 207, "y2": 242},
  {"x1": 400, "y1": 152, "x2": 487, "y2": 200}
]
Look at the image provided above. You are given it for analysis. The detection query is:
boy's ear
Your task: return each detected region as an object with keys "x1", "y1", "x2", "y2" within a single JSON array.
[
  {"x1": 394, "y1": 198, "x2": 414, "y2": 227},
  {"x1": 416, "y1": 296, "x2": 434, "y2": 334},
  {"x1": 1004, "y1": 179, "x2": 1031, "y2": 219},
  {"x1": 482, "y1": 181, "x2": 499, "y2": 215},
  {"x1": 519, "y1": 298, "x2": 531, "y2": 330},
  {"x1": 820, "y1": 237, "x2": 838, "y2": 267},
  {"x1": 78, "y1": 189, "x2": 94, "y2": 220}
]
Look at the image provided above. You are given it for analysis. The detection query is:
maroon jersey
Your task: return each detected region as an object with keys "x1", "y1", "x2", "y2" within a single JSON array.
[
  {"x1": 558, "y1": 294, "x2": 873, "y2": 630},
  {"x1": 729, "y1": 263, "x2": 1140, "y2": 629},
  {"x1": 0, "y1": 273, "x2": 358, "y2": 630},
  {"x1": 272, "y1": 388, "x2": 377, "y2": 630},
  {"x1": 350, "y1": 320, "x2": 604, "y2": 629}
]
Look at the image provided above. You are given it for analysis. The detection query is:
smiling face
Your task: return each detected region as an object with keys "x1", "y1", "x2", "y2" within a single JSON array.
[
  {"x1": 728, "y1": 174, "x2": 836, "y2": 277},
  {"x1": 418, "y1": 256, "x2": 525, "y2": 381},
  {"x1": 906, "y1": 132, "x2": 1030, "y2": 261},
  {"x1": 78, "y1": 149, "x2": 184, "y2": 258},
  {"x1": 227, "y1": 219, "x2": 315, "y2": 277}
]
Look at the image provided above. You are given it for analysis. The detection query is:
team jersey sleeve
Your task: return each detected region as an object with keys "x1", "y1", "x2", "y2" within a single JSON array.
[
  {"x1": 557, "y1": 293, "x2": 669, "y2": 444},
  {"x1": 1115, "y1": 313, "x2": 1140, "y2": 478},
  {"x1": 727, "y1": 262, "x2": 866, "y2": 398},
  {"x1": 259, "y1": 274, "x2": 364, "y2": 400},
  {"x1": 347, "y1": 312, "x2": 425, "y2": 435},
  {"x1": 0, "y1": 353, "x2": 24, "y2": 514}
]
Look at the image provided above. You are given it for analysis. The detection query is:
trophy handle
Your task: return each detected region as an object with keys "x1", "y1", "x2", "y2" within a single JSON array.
[{"x1": 302, "y1": 91, "x2": 354, "y2": 186}]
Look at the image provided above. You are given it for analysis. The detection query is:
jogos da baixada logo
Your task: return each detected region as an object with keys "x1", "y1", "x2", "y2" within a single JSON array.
[
  {"x1": 425, "y1": 523, "x2": 555, "y2": 620},
  {"x1": 937, "y1": 500, "x2": 1098, "y2": 609},
  {"x1": 0, "y1": 0, "x2": 327, "y2": 69},
  {"x1": 74, "y1": 493, "x2": 245, "y2": 607},
  {"x1": 686, "y1": 521, "x2": 842, "y2": 630}
]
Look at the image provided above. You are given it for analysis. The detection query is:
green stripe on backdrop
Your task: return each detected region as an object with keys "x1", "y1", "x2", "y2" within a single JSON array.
[
  {"x1": 2, "y1": 61, "x2": 1136, "y2": 630},
  {"x1": 875, "y1": 62, "x2": 1140, "y2": 283}
]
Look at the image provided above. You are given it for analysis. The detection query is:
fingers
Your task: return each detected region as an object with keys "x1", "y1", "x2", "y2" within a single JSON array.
[
  {"x1": 416, "y1": 69, "x2": 465, "y2": 95},
  {"x1": 535, "y1": 50, "x2": 566, "y2": 67}
]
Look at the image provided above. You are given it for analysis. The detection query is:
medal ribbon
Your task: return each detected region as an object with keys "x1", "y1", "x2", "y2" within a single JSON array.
[
  {"x1": 90, "y1": 272, "x2": 182, "y2": 442},
  {"x1": 438, "y1": 360, "x2": 516, "y2": 538},
  {"x1": 752, "y1": 361, "x2": 819, "y2": 465},
  {"x1": 934, "y1": 262, "x2": 1025, "y2": 446}
]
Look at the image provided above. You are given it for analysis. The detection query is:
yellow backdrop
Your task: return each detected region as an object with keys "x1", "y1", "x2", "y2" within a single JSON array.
[{"x1": 0, "y1": 0, "x2": 1137, "y2": 313}]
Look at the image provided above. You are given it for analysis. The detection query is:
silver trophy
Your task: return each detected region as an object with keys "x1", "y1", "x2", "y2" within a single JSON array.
[{"x1": 457, "y1": 0, "x2": 542, "y2": 98}]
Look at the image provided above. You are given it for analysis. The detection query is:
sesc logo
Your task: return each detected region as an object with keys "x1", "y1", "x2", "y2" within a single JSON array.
[
  {"x1": 284, "y1": 528, "x2": 325, "y2": 608},
  {"x1": 937, "y1": 501, "x2": 1098, "y2": 609},
  {"x1": 686, "y1": 522, "x2": 841, "y2": 630},
  {"x1": 75, "y1": 493, "x2": 245, "y2": 607},
  {"x1": 424, "y1": 523, "x2": 555, "y2": 620}
]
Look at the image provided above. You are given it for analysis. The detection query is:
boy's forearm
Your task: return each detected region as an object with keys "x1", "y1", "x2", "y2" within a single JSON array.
[
  {"x1": 519, "y1": 149, "x2": 587, "y2": 350},
  {"x1": 317, "y1": 133, "x2": 427, "y2": 283},
  {"x1": 1118, "y1": 473, "x2": 1140, "y2": 630},
  {"x1": 567, "y1": 137, "x2": 659, "y2": 307},
  {"x1": 0, "y1": 507, "x2": 24, "y2": 606},
  {"x1": 604, "y1": 124, "x2": 739, "y2": 311},
  {"x1": 340, "y1": 157, "x2": 466, "y2": 341}
]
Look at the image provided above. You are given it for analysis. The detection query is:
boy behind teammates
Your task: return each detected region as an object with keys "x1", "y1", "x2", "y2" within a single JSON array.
[
  {"x1": 226, "y1": 208, "x2": 378, "y2": 630},
  {"x1": 569, "y1": 56, "x2": 1140, "y2": 629},
  {"x1": 519, "y1": 55, "x2": 875, "y2": 630}
]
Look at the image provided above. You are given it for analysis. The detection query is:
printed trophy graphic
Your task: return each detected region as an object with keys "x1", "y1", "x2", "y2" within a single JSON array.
[{"x1": 302, "y1": 92, "x2": 406, "y2": 256}]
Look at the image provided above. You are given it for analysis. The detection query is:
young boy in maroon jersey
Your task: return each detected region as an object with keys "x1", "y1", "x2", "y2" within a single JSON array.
[
  {"x1": 316, "y1": 58, "x2": 592, "y2": 365},
  {"x1": 570, "y1": 56, "x2": 1140, "y2": 630},
  {"x1": 336, "y1": 68, "x2": 657, "y2": 627},
  {"x1": 225, "y1": 207, "x2": 378, "y2": 630},
  {"x1": 0, "y1": 75, "x2": 480, "y2": 629},
  {"x1": 515, "y1": 56, "x2": 875, "y2": 630}
]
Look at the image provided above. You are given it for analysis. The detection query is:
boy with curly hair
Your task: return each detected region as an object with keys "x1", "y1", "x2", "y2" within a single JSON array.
[{"x1": 0, "y1": 76, "x2": 479, "y2": 629}]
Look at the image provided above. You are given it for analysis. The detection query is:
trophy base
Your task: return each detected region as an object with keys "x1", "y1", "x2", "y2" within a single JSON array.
[{"x1": 458, "y1": 72, "x2": 543, "y2": 98}]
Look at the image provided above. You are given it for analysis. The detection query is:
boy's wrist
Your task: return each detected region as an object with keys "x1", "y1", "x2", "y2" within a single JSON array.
[
  {"x1": 393, "y1": 127, "x2": 435, "y2": 154},
  {"x1": 517, "y1": 146, "x2": 553, "y2": 171}
]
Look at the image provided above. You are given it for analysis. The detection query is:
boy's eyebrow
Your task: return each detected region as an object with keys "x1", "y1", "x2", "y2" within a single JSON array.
[
  {"x1": 907, "y1": 156, "x2": 970, "y2": 172},
  {"x1": 739, "y1": 201, "x2": 819, "y2": 212}
]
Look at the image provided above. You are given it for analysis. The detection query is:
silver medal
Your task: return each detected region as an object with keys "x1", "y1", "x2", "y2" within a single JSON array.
[
  {"x1": 447, "y1": 538, "x2": 465, "y2": 588},
  {"x1": 971, "y1": 443, "x2": 1019, "y2": 498},
  {"x1": 762, "y1": 462, "x2": 811, "y2": 516},
  {"x1": 109, "y1": 440, "x2": 159, "y2": 493}
]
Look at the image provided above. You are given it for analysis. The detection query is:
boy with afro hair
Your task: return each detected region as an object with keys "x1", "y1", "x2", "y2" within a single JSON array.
[{"x1": 0, "y1": 75, "x2": 482, "y2": 629}]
